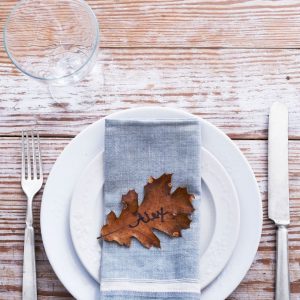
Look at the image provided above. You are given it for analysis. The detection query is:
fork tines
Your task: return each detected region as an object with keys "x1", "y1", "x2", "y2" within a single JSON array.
[{"x1": 21, "y1": 130, "x2": 43, "y2": 181}]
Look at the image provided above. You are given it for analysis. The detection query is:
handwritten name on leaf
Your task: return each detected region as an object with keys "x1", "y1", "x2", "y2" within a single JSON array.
[{"x1": 129, "y1": 207, "x2": 168, "y2": 228}]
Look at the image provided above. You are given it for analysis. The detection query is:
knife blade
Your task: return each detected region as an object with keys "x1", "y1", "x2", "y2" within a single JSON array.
[
  {"x1": 268, "y1": 102, "x2": 290, "y2": 300},
  {"x1": 268, "y1": 102, "x2": 290, "y2": 225}
]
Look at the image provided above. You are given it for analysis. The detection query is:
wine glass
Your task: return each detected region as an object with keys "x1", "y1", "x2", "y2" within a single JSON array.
[{"x1": 4, "y1": 0, "x2": 99, "y2": 86}]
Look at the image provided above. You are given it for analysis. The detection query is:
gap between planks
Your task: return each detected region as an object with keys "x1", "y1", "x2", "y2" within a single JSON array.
[{"x1": 1, "y1": 135, "x2": 300, "y2": 141}]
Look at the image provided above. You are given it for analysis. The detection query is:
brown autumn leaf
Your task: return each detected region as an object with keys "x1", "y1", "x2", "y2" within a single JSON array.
[{"x1": 99, "y1": 173, "x2": 195, "y2": 248}]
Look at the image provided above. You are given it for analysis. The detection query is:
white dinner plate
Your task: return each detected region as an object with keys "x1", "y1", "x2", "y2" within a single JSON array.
[
  {"x1": 69, "y1": 148, "x2": 240, "y2": 289},
  {"x1": 41, "y1": 107, "x2": 262, "y2": 300}
]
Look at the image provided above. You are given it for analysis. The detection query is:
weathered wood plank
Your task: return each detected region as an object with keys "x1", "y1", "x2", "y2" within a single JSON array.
[
  {"x1": 0, "y1": 138, "x2": 299, "y2": 299},
  {"x1": 2, "y1": 0, "x2": 300, "y2": 48},
  {"x1": 0, "y1": 138, "x2": 71, "y2": 300},
  {"x1": 1, "y1": 48, "x2": 300, "y2": 139}
]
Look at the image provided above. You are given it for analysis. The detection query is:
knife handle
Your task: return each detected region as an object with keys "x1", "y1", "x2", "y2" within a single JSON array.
[{"x1": 276, "y1": 225, "x2": 290, "y2": 300}]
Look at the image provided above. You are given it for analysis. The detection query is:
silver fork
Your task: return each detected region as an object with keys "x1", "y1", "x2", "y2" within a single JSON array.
[{"x1": 21, "y1": 131, "x2": 43, "y2": 300}]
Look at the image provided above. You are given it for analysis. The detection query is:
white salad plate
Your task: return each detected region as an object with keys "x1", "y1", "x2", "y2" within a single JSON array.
[
  {"x1": 69, "y1": 148, "x2": 240, "y2": 289},
  {"x1": 41, "y1": 107, "x2": 262, "y2": 300}
]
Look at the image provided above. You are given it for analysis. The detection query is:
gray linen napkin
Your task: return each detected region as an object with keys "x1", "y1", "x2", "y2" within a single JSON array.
[{"x1": 100, "y1": 119, "x2": 202, "y2": 299}]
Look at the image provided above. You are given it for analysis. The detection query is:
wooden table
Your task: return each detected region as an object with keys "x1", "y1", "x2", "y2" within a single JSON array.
[{"x1": 1, "y1": 0, "x2": 300, "y2": 299}]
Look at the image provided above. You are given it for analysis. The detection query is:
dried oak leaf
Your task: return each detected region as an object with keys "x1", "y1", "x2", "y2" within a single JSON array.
[{"x1": 100, "y1": 173, "x2": 195, "y2": 248}]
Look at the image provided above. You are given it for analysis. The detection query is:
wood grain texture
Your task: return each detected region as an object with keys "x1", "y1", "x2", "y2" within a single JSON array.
[
  {"x1": 1, "y1": 0, "x2": 300, "y2": 299},
  {"x1": 2, "y1": 0, "x2": 300, "y2": 48},
  {"x1": 1, "y1": 48, "x2": 300, "y2": 139},
  {"x1": 0, "y1": 138, "x2": 299, "y2": 299}
]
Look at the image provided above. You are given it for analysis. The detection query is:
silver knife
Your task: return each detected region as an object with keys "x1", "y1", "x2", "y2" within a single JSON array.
[{"x1": 268, "y1": 102, "x2": 290, "y2": 300}]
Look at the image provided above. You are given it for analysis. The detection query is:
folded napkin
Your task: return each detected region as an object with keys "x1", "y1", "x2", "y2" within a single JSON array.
[{"x1": 100, "y1": 119, "x2": 202, "y2": 299}]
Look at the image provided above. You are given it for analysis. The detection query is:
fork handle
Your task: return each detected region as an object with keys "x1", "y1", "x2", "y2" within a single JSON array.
[{"x1": 22, "y1": 225, "x2": 37, "y2": 300}]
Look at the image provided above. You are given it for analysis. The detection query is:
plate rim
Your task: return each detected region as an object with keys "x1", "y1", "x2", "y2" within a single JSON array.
[{"x1": 41, "y1": 106, "x2": 262, "y2": 300}]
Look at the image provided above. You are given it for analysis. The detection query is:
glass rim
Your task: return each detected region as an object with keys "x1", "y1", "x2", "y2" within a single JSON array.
[{"x1": 3, "y1": 0, "x2": 100, "y2": 82}]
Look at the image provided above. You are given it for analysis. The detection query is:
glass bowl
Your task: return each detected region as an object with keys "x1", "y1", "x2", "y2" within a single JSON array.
[{"x1": 4, "y1": 0, "x2": 99, "y2": 85}]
